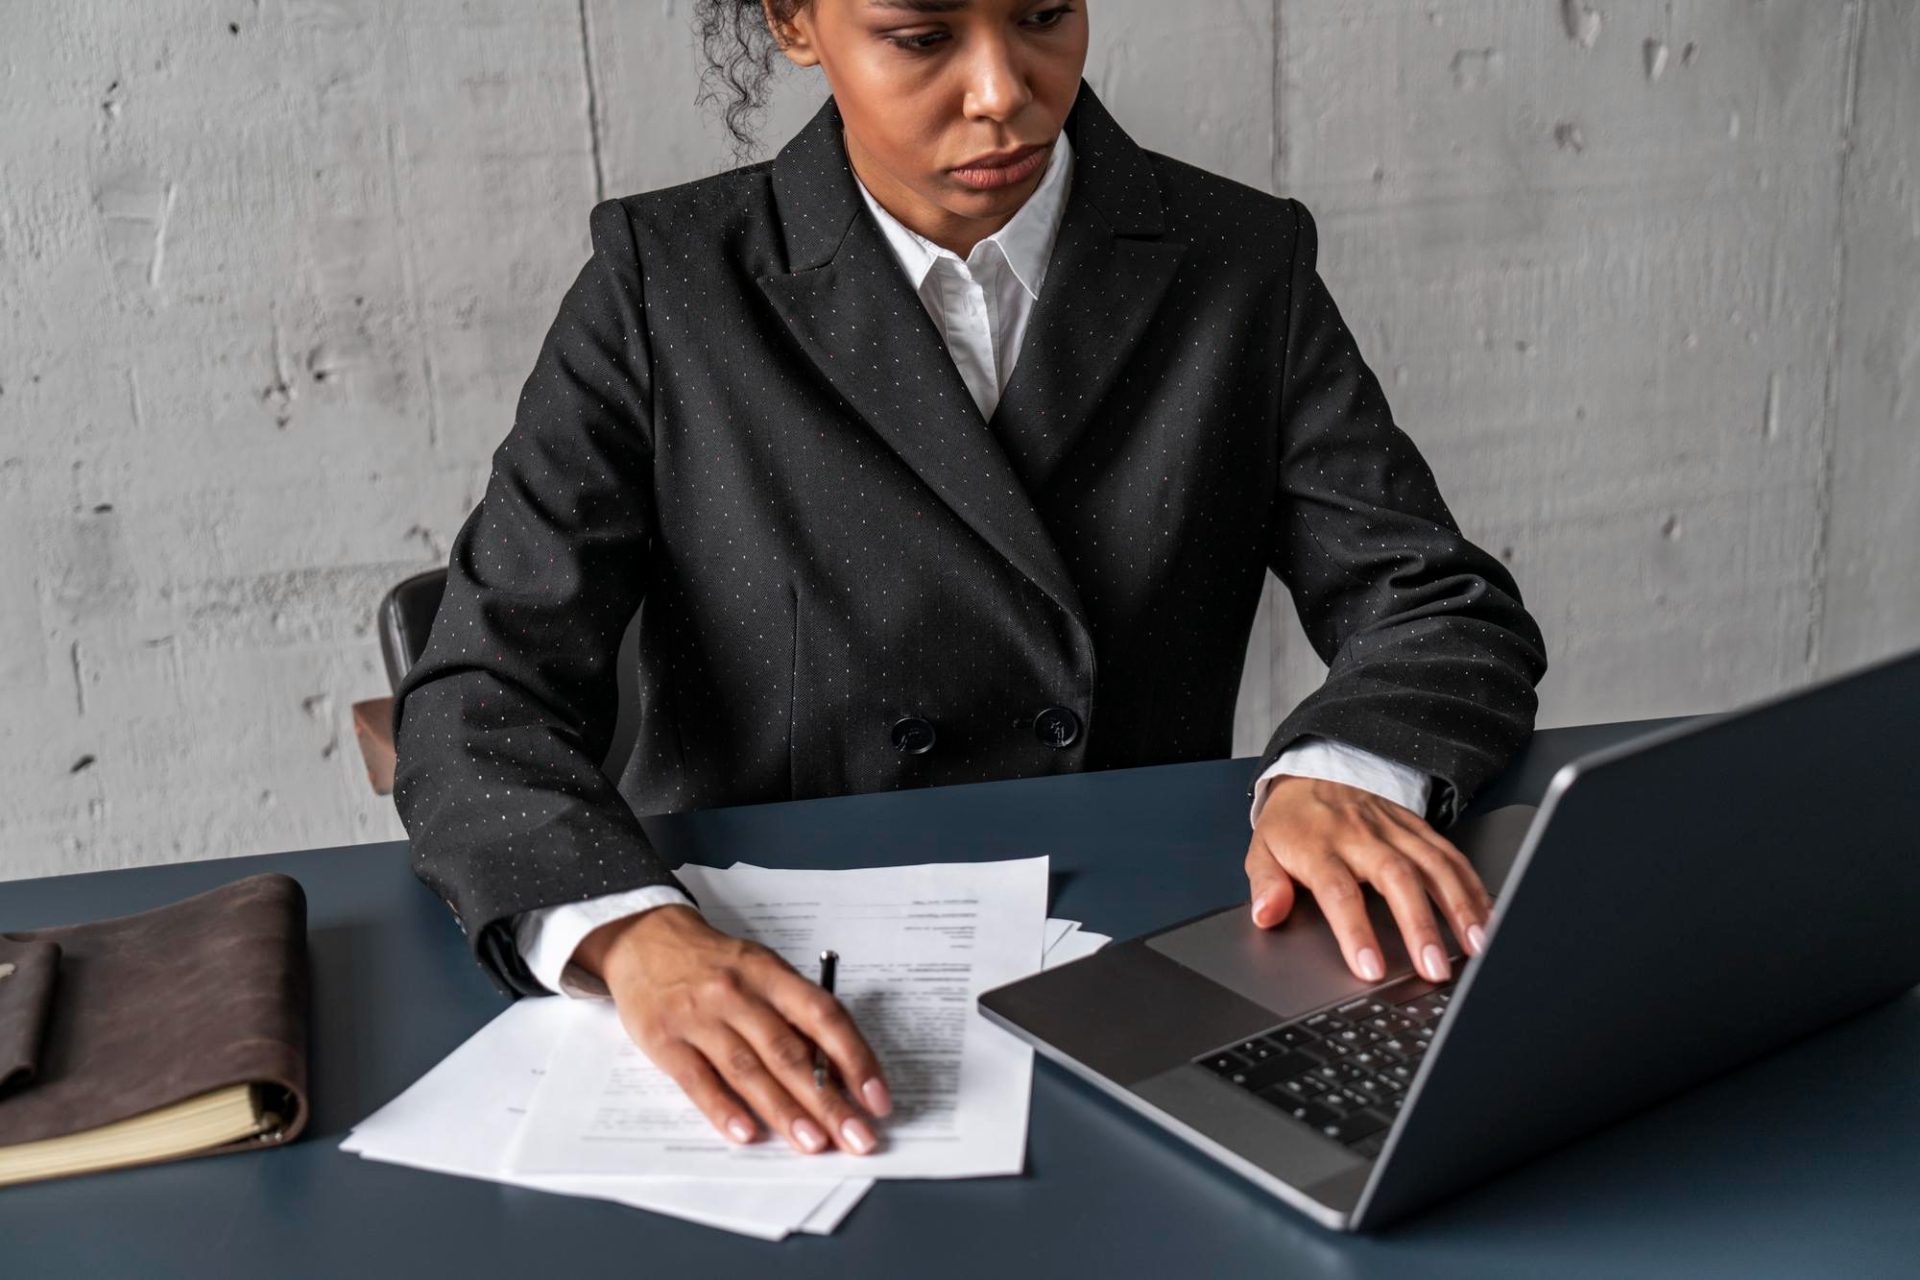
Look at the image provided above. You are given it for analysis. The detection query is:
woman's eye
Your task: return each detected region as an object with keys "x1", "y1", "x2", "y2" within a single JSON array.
[
  {"x1": 885, "y1": 32, "x2": 946, "y2": 53},
  {"x1": 883, "y1": 5, "x2": 1074, "y2": 54}
]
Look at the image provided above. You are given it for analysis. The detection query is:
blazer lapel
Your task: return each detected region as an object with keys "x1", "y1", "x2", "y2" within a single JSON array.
[
  {"x1": 755, "y1": 79, "x2": 1184, "y2": 635},
  {"x1": 988, "y1": 84, "x2": 1187, "y2": 495}
]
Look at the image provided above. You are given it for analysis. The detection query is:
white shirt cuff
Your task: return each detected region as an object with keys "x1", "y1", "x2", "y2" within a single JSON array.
[
  {"x1": 1250, "y1": 736, "x2": 1433, "y2": 828},
  {"x1": 511, "y1": 884, "x2": 699, "y2": 998}
]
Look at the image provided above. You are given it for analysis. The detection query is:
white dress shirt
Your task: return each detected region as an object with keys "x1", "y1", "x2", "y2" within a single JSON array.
[{"x1": 512, "y1": 130, "x2": 1432, "y2": 997}]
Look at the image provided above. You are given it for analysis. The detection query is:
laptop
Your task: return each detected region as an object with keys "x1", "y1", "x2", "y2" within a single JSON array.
[{"x1": 977, "y1": 642, "x2": 1920, "y2": 1231}]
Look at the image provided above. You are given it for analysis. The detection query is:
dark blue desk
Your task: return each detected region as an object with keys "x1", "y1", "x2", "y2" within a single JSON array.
[{"x1": 4, "y1": 718, "x2": 1917, "y2": 1278}]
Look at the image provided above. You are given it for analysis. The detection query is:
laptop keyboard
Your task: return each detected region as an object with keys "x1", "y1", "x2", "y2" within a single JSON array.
[{"x1": 1194, "y1": 981, "x2": 1456, "y2": 1159}]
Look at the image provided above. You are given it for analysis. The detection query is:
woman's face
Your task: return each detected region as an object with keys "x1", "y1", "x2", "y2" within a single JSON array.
[{"x1": 766, "y1": 0, "x2": 1089, "y2": 247}]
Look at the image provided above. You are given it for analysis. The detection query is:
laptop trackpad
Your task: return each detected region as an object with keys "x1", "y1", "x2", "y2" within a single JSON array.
[{"x1": 1145, "y1": 803, "x2": 1537, "y2": 1021}]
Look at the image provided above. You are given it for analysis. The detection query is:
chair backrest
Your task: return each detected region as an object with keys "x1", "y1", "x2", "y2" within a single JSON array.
[
  {"x1": 377, "y1": 568, "x2": 447, "y2": 694},
  {"x1": 375, "y1": 566, "x2": 643, "y2": 779}
]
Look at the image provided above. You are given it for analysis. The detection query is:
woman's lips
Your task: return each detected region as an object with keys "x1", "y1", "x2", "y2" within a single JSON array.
[{"x1": 949, "y1": 143, "x2": 1050, "y2": 191}]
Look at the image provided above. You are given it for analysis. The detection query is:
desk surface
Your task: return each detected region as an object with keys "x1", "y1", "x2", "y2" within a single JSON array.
[{"x1": 4, "y1": 718, "x2": 1917, "y2": 1279}]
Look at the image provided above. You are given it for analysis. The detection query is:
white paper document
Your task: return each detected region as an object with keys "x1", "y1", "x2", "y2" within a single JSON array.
[
  {"x1": 1038, "y1": 924, "x2": 1110, "y2": 967},
  {"x1": 504, "y1": 856, "x2": 1049, "y2": 1180},
  {"x1": 340, "y1": 994, "x2": 851, "y2": 1240},
  {"x1": 341, "y1": 878, "x2": 1105, "y2": 1239}
]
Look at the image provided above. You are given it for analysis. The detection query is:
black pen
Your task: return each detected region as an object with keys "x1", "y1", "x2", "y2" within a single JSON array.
[{"x1": 813, "y1": 949, "x2": 839, "y2": 1091}]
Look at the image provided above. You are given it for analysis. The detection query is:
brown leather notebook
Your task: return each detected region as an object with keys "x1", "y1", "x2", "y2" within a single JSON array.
[{"x1": 0, "y1": 871, "x2": 310, "y2": 1187}]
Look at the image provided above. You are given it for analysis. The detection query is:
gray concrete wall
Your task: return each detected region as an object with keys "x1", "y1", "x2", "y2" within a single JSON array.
[{"x1": 2, "y1": 1, "x2": 1914, "y2": 881}]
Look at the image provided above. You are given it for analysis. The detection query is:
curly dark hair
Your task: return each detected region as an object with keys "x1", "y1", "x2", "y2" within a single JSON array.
[{"x1": 695, "y1": 0, "x2": 813, "y2": 166}]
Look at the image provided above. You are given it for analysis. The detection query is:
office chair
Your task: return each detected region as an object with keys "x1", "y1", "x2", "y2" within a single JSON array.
[
  {"x1": 351, "y1": 567, "x2": 645, "y2": 794},
  {"x1": 376, "y1": 568, "x2": 446, "y2": 693}
]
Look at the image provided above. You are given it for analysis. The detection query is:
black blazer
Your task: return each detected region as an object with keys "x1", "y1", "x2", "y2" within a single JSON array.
[{"x1": 391, "y1": 78, "x2": 1549, "y2": 997}]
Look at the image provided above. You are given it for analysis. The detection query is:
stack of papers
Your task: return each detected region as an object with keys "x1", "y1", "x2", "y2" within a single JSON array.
[{"x1": 342, "y1": 856, "x2": 1109, "y2": 1239}]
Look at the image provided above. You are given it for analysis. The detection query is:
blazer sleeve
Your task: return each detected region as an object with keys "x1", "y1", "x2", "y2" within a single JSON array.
[
  {"x1": 390, "y1": 197, "x2": 699, "y2": 998},
  {"x1": 1252, "y1": 197, "x2": 1550, "y2": 831}
]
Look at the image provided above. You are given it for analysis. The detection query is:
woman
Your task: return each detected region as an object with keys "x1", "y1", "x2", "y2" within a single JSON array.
[{"x1": 391, "y1": 0, "x2": 1548, "y2": 1162}]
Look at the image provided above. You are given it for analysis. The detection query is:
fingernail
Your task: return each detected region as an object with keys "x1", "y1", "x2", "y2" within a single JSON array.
[
  {"x1": 792, "y1": 1118, "x2": 827, "y2": 1153},
  {"x1": 1250, "y1": 892, "x2": 1267, "y2": 923},
  {"x1": 841, "y1": 1116, "x2": 875, "y2": 1154},
  {"x1": 862, "y1": 1078, "x2": 893, "y2": 1117},
  {"x1": 1356, "y1": 947, "x2": 1384, "y2": 982},
  {"x1": 1467, "y1": 923, "x2": 1487, "y2": 955},
  {"x1": 726, "y1": 1117, "x2": 755, "y2": 1143},
  {"x1": 1422, "y1": 943, "x2": 1451, "y2": 982}
]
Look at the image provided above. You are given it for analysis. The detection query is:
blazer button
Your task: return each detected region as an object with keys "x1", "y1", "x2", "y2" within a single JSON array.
[
  {"x1": 891, "y1": 715, "x2": 937, "y2": 754},
  {"x1": 1031, "y1": 705, "x2": 1081, "y2": 749}
]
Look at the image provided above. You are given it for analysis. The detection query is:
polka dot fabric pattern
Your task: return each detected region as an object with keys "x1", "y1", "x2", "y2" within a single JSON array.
[{"x1": 389, "y1": 78, "x2": 1548, "y2": 997}]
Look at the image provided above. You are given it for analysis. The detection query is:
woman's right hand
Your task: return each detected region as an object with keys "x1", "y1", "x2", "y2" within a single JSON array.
[{"x1": 571, "y1": 903, "x2": 893, "y2": 1156}]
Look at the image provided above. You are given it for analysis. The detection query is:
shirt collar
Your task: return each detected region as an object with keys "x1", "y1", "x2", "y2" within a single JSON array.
[{"x1": 852, "y1": 131, "x2": 1075, "y2": 301}]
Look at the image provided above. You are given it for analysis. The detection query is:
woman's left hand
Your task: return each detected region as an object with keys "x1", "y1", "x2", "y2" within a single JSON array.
[{"x1": 1245, "y1": 775, "x2": 1495, "y2": 986}]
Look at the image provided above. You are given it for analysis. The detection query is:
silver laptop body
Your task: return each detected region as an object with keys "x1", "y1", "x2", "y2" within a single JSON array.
[{"x1": 977, "y1": 644, "x2": 1920, "y2": 1231}]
